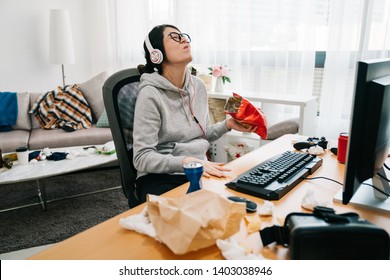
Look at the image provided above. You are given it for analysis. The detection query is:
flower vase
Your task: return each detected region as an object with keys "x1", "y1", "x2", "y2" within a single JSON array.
[{"x1": 214, "y1": 77, "x2": 224, "y2": 92}]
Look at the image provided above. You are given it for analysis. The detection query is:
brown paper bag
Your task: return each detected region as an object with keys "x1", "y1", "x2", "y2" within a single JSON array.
[{"x1": 147, "y1": 189, "x2": 246, "y2": 255}]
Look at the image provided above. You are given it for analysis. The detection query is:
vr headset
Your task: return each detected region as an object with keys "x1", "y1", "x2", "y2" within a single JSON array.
[{"x1": 260, "y1": 206, "x2": 390, "y2": 260}]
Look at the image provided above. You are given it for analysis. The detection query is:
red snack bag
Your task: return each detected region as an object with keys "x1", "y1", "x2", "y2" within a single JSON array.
[{"x1": 224, "y1": 93, "x2": 268, "y2": 139}]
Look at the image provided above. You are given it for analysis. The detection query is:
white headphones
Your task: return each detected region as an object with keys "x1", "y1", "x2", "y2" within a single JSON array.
[{"x1": 145, "y1": 34, "x2": 163, "y2": 64}]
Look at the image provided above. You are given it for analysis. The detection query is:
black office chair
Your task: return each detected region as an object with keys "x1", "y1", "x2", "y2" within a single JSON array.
[{"x1": 102, "y1": 68, "x2": 141, "y2": 208}]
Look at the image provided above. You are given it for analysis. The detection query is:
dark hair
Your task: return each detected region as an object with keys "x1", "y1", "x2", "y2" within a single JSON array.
[{"x1": 138, "y1": 24, "x2": 180, "y2": 75}]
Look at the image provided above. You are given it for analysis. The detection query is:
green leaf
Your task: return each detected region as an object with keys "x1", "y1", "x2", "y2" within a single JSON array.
[{"x1": 222, "y1": 76, "x2": 231, "y2": 84}]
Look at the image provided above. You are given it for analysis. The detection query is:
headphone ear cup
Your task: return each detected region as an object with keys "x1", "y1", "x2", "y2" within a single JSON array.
[
  {"x1": 145, "y1": 34, "x2": 163, "y2": 64},
  {"x1": 150, "y1": 49, "x2": 163, "y2": 64}
]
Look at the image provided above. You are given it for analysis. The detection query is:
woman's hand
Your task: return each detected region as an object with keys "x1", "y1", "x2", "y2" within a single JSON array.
[
  {"x1": 183, "y1": 157, "x2": 231, "y2": 178},
  {"x1": 226, "y1": 118, "x2": 257, "y2": 133}
]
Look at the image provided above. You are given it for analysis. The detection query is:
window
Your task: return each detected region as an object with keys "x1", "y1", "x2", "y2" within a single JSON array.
[{"x1": 104, "y1": 0, "x2": 389, "y2": 137}]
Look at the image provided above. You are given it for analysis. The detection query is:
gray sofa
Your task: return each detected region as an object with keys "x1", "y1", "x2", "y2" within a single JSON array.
[{"x1": 0, "y1": 72, "x2": 113, "y2": 153}]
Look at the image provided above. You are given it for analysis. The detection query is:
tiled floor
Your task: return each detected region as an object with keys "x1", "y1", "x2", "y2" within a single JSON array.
[{"x1": 0, "y1": 244, "x2": 55, "y2": 260}]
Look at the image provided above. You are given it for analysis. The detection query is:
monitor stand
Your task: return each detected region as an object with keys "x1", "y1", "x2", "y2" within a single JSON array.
[{"x1": 333, "y1": 175, "x2": 390, "y2": 215}]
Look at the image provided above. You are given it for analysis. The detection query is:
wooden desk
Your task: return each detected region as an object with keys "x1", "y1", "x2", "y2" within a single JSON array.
[{"x1": 29, "y1": 134, "x2": 390, "y2": 260}]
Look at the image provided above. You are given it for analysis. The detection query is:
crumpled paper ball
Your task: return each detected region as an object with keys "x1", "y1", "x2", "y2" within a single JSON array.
[
  {"x1": 258, "y1": 200, "x2": 275, "y2": 216},
  {"x1": 119, "y1": 206, "x2": 161, "y2": 241},
  {"x1": 216, "y1": 238, "x2": 267, "y2": 260},
  {"x1": 308, "y1": 145, "x2": 324, "y2": 155},
  {"x1": 301, "y1": 189, "x2": 330, "y2": 210}
]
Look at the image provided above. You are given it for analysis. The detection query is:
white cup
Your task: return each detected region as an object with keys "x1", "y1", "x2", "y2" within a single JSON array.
[{"x1": 16, "y1": 147, "x2": 29, "y2": 165}]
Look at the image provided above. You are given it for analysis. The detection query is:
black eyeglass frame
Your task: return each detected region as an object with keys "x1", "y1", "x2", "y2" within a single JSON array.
[{"x1": 167, "y1": 32, "x2": 191, "y2": 43}]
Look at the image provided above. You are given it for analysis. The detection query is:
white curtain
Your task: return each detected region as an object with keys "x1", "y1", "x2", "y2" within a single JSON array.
[
  {"x1": 177, "y1": 0, "x2": 316, "y2": 96},
  {"x1": 86, "y1": 0, "x2": 390, "y2": 137},
  {"x1": 175, "y1": 0, "x2": 317, "y2": 125},
  {"x1": 84, "y1": 0, "x2": 151, "y2": 73},
  {"x1": 318, "y1": 0, "x2": 390, "y2": 139},
  {"x1": 84, "y1": 0, "x2": 117, "y2": 75},
  {"x1": 92, "y1": 0, "x2": 316, "y2": 96}
]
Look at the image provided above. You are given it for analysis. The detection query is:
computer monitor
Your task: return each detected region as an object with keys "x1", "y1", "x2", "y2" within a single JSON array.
[{"x1": 338, "y1": 58, "x2": 390, "y2": 214}]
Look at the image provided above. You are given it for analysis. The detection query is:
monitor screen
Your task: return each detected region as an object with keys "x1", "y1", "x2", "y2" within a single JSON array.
[{"x1": 336, "y1": 59, "x2": 390, "y2": 213}]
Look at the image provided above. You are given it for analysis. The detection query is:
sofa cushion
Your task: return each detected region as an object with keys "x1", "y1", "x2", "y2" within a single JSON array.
[
  {"x1": 267, "y1": 117, "x2": 300, "y2": 140},
  {"x1": 10, "y1": 92, "x2": 31, "y2": 131},
  {"x1": 78, "y1": 72, "x2": 108, "y2": 123},
  {"x1": 96, "y1": 109, "x2": 109, "y2": 127},
  {"x1": 0, "y1": 130, "x2": 30, "y2": 153},
  {"x1": 28, "y1": 125, "x2": 113, "y2": 150},
  {"x1": 29, "y1": 92, "x2": 45, "y2": 130}
]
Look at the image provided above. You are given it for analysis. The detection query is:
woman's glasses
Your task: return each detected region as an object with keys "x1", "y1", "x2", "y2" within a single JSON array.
[{"x1": 167, "y1": 32, "x2": 191, "y2": 43}]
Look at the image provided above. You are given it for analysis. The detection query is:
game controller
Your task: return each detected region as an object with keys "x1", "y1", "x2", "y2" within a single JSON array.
[{"x1": 293, "y1": 136, "x2": 328, "y2": 151}]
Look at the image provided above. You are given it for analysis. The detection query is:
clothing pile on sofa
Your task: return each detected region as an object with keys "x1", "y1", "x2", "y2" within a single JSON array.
[
  {"x1": 0, "y1": 72, "x2": 114, "y2": 153},
  {"x1": 30, "y1": 84, "x2": 93, "y2": 132}
]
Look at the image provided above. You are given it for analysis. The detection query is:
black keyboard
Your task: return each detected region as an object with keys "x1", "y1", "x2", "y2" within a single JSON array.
[{"x1": 226, "y1": 151, "x2": 323, "y2": 200}]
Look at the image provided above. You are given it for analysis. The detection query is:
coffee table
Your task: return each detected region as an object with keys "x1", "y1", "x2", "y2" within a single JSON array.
[{"x1": 0, "y1": 145, "x2": 118, "y2": 212}]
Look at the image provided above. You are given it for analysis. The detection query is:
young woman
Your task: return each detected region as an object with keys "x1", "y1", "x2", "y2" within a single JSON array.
[{"x1": 133, "y1": 24, "x2": 255, "y2": 203}]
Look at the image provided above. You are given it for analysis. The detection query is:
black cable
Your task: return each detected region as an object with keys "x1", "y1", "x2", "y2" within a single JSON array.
[
  {"x1": 304, "y1": 176, "x2": 390, "y2": 197},
  {"x1": 362, "y1": 183, "x2": 390, "y2": 197},
  {"x1": 303, "y1": 176, "x2": 343, "y2": 186},
  {"x1": 377, "y1": 172, "x2": 390, "y2": 182},
  {"x1": 384, "y1": 163, "x2": 389, "y2": 171}
]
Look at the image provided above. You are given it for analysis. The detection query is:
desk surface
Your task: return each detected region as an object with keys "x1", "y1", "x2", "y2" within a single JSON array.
[{"x1": 29, "y1": 134, "x2": 390, "y2": 260}]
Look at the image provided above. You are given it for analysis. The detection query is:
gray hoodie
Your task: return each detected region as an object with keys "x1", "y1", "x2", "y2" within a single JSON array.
[{"x1": 133, "y1": 71, "x2": 229, "y2": 178}]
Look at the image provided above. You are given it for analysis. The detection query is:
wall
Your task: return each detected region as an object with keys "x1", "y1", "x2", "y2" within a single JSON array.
[{"x1": 0, "y1": 0, "x2": 98, "y2": 92}]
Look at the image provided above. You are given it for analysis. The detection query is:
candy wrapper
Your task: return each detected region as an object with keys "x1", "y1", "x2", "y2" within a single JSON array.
[{"x1": 224, "y1": 93, "x2": 268, "y2": 139}]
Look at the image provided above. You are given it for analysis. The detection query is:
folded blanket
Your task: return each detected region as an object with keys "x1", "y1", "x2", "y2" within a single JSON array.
[{"x1": 0, "y1": 92, "x2": 18, "y2": 132}]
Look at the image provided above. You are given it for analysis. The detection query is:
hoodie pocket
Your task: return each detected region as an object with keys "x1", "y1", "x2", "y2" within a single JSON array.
[{"x1": 170, "y1": 139, "x2": 210, "y2": 158}]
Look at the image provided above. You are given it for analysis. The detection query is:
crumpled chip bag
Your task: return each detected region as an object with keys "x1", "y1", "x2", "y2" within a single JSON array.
[
  {"x1": 147, "y1": 189, "x2": 246, "y2": 255},
  {"x1": 224, "y1": 93, "x2": 268, "y2": 139}
]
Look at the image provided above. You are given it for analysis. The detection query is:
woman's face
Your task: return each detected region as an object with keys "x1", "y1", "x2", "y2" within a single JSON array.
[{"x1": 162, "y1": 27, "x2": 192, "y2": 65}]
